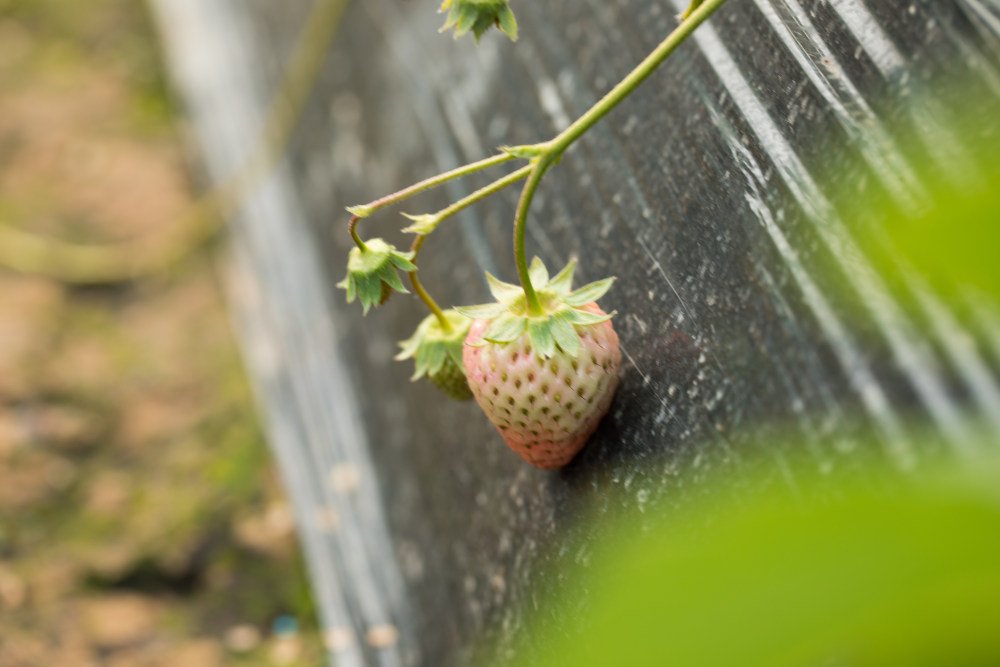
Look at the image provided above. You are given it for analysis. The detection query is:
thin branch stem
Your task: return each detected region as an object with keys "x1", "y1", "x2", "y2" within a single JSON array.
[
  {"x1": 513, "y1": 156, "x2": 555, "y2": 316},
  {"x1": 549, "y1": 0, "x2": 727, "y2": 157},
  {"x1": 348, "y1": 151, "x2": 517, "y2": 250},
  {"x1": 510, "y1": 0, "x2": 728, "y2": 303},
  {"x1": 402, "y1": 165, "x2": 531, "y2": 327},
  {"x1": 416, "y1": 164, "x2": 533, "y2": 234},
  {"x1": 408, "y1": 235, "x2": 452, "y2": 330},
  {"x1": 349, "y1": 215, "x2": 367, "y2": 250},
  {"x1": 355, "y1": 152, "x2": 516, "y2": 218}
]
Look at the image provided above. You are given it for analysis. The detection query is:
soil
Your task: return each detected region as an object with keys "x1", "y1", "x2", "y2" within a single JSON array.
[{"x1": 0, "y1": 0, "x2": 322, "y2": 664}]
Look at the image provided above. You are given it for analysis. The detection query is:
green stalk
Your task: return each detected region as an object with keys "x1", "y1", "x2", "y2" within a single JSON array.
[
  {"x1": 354, "y1": 152, "x2": 515, "y2": 218},
  {"x1": 428, "y1": 164, "x2": 533, "y2": 230},
  {"x1": 348, "y1": 151, "x2": 516, "y2": 250},
  {"x1": 408, "y1": 235, "x2": 452, "y2": 331},
  {"x1": 511, "y1": 0, "x2": 728, "y2": 304},
  {"x1": 403, "y1": 165, "x2": 533, "y2": 327},
  {"x1": 549, "y1": 0, "x2": 727, "y2": 155},
  {"x1": 513, "y1": 157, "x2": 554, "y2": 316}
]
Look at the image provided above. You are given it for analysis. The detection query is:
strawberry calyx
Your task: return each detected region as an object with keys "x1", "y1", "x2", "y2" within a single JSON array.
[
  {"x1": 337, "y1": 238, "x2": 416, "y2": 314},
  {"x1": 457, "y1": 257, "x2": 615, "y2": 359},
  {"x1": 439, "y1": 0, "x2": 518, "y2": 42},
  {"x1": 396, "y1": 309, "x2": 474, "y2": 399}
]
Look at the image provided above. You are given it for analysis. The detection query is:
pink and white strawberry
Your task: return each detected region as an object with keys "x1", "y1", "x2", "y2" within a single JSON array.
[{"x1": 459, "y1": 258, "x2": 621, "y2": 469}]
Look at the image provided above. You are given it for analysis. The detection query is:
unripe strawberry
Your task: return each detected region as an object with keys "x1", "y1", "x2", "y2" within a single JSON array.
[
  {"x1": 460, "y1": 258, "x2": 620, "y2": 469},
  {"x1": 337, "y1": 238, "x2": 415, "y2": 314},
  {"x1": 439, "y1": 0, "x2": 518, "y2": 42},
  {"x1": 397, "y1": 309, "x2": 474, "y2": 401}
]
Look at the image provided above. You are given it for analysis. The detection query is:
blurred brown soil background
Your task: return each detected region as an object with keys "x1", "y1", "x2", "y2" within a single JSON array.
[{"x1": 0, "y1": 0, "x2": 322, "y2": 664}]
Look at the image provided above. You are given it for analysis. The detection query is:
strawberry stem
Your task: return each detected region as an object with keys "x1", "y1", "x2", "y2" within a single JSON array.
[
  {"x1": 513, "y1": 154, "x2": 555, "y2": 317},
  {"x1": 348, "y1": 151, "x2": 515, "y2": 223},
  {"x1": 546, "y1": 0, "x2": 726, "y2": 157},
  {"x1": 347, "y1": 153, "x2": 524, "y2": 250},
  {"x1": 510, "y1": 0, "x2": 727, "y2": 308},
  {"x1": 424, "y1": 164, "x2": 533, "y2": 232},
  {"x1": 349, "y1": 214, "x2": 367, "y2": 250},
  {"x1": 408, "y1": 234, "x2": 453, "y2": 331}
]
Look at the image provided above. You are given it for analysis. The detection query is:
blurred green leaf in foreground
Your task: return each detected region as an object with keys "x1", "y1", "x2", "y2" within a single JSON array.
[{"x1": 520, "y1": 453, "x2": 1000, "y2": 667}]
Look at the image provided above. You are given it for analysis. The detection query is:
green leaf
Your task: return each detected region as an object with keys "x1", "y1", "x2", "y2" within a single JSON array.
[
  {"x1": 549, "y1": 312, "x2": 581, "y2": 358},
  {"x1": 548, "y1": 259, "x2": 578, "y2": 294},
  {"x1": 486, "y1": 272, "x2": 523, "y2": 302},
  {"x1": 528, "y1": 319, "x2": 556, "y2": 359},
  {"x1": 528, "y1": 257, "x2": 549, "y2": 289},
  {"x1": 456, "y1": 302, "x2": 508, "y2": 319},
  {"x1": 565, "y1": 308, "x2": 614, "y2": 326},
  {"x1": 484, "y1": 313, "x2": 527, "y2": 343},
  {"x1": 565, "y1": 277, "x2": 615, "y2": 306},
  {"x1": 522, "y1": 453, "x2": 1000, "y2": 667}
]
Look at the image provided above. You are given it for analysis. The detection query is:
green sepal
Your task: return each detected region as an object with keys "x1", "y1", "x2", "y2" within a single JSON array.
[
  {"x1": 456, "y1": 302, "x2": 508, "y2": 319},
  {"x1": 547, "y1": 258, "x2": 577, "y2": 294},
  {"x1": 395, "y1": 310, "x2": 473, "y2": 400},
  {"x1": 484, "y1": 312, "x2": 527, "y2": 343},
  {"x1": 455, "y1": 5, "x2": 478, "y2": 36},
  {"x1": 462, "y1": 257, "x2": 615, "y2": 358},
  {"x1": 528, "y1": 257, "x2": 549, "y2": 289},
  {"x1": 346, "y1": 204, "x2": 374, "y2": 218},
  {"x1": 401, "y1": 212, "x2": 439, "y2": 235},
  {"x1": 388, "y1": 252, "x2": 416, "y2": 272},
  {"x1": 339, "y1": 238, "x2": 415, "y2": 314},
  {"x1": 528, "y1": 318, "x2": 556, "y2": 359},
  {"x1": 336, "y1": 274, "x2": 356, "y2": 302},
  {"x1": 486, "y1": 272, "x2": 523, "y2": 302},
  {"x1": 438, "y1": 0, "x2": 518, "y2": 42},
  {"x1": 495, "y1": 4, "x2": 518, "y2": 41},
  {"x1": 564, "y1": 308, "x2": 615, "y2": 326},
  {"x1": 423, "y1": 341, "x2": 448, "y2": 377},
  {"x1": 549, "y1": 310, "x2": 581, "y2": 358},
  {"x1": 500, "y1": 144, "x2": 544, "y2": 159},
  {"x1": 565, "y1": 276, "x2": 615, "y2": 306}
]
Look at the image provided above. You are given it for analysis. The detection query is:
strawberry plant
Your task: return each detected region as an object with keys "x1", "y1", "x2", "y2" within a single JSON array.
[{"x1": 339, "y1": 0, "x2": 729, "y2": 468}]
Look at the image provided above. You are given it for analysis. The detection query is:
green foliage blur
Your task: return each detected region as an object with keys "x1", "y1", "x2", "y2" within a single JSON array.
[{"x1": 521, "y1": 455, "x2": 1000, "y2": 666}]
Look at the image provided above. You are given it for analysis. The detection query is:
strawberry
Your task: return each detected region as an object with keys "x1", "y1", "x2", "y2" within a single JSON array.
[
  {"x1": 438, "y1": 0, "x2": 518, "y2": 42},
  {"x1": 337, "y1": 238, "x2": 415, "y2": 314},
  {"x1": 396, "y1": 309, "x2": 474, "y2": 401},
  {"x1": 460, "y1": 258, "x2": 620, "y2": 469}
]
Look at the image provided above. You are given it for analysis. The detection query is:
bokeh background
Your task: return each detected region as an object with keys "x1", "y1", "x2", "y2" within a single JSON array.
[{"x1": 0, "y1": 0, "x2": 322, "y2": 663}]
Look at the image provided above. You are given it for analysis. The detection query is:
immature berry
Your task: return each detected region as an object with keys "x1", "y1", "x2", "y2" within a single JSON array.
[
  {"x1": 439, "y1": 0, "x2": 518, "y2": 42},
  {"x1": 396, "y1": 310, "x2": 474, "y2": 401},
  {"x1": 337, "y1": 238, "x2": 415, "y2": 314}
]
